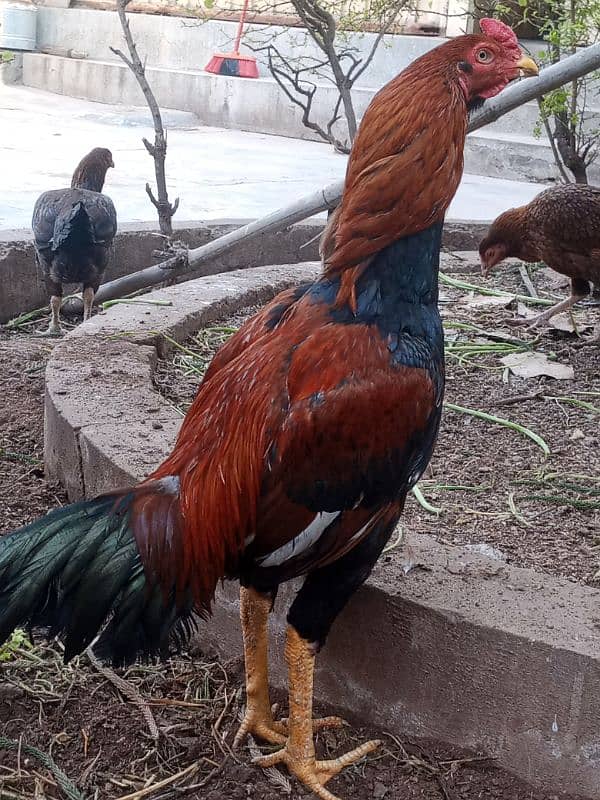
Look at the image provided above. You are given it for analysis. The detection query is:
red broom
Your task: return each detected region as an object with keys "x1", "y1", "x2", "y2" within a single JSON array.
[{"x1": 205, "y1": 0, "x2": 259, "y2": 78}]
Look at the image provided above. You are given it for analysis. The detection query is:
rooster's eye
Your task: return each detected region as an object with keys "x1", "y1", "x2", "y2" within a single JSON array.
[{"x1": 476, "y1": 49, "x2": 493, "y2": 63}]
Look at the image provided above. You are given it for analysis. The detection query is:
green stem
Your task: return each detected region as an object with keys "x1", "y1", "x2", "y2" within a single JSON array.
[{"x1": 444, "y1": 402, "x2": 550, "y2": 456}]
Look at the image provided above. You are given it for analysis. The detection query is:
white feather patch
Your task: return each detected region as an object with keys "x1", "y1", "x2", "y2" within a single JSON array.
[{"x1": 257, "y1": 511, "x2": 340, "y2": 568}]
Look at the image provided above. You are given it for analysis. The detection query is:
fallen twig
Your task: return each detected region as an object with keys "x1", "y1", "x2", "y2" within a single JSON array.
[
  {"x1": 113, "y1": 761, "x2": 200, "y2": 800},
  {"x1": 518, "y1": 264, "x2": 539, "y2": 298},
  {"x1": 86, "y1": 648, "x2": 159, "y2": 742},
  {"x1": 0, "y1": 737, "x2": 85, "y2": 800},
  {"x1": 507, "y1": 491, "x2": 532, "y2": 527},
  {"x1": 494, "y1": 390, "x2": 544, "y2": 406}
]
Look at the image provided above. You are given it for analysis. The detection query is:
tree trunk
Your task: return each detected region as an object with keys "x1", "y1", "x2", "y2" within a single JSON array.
[
  {"x1": 554, "y1": 111, "x2": 588, "y2": 184},
  {"x1": 326, "y1": 46, "x2": 357, "y2": 142},
  {"x1": 112, "y1": 0, "x2": 179, "y2": 238}
]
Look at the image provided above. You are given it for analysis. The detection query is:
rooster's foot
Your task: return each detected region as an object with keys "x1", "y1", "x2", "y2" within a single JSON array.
[
  {"x1": 253, "y1": 738, "x2": 381, "y2": 800},
  {"x1": 235, "y1": 709, "x2": 346, "y2": 748},
  {"x1": 234, "y1": 708, "x2": 287, "y2": 747}
]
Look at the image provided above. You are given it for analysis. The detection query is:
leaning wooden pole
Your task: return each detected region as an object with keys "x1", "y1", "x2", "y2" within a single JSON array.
[{"x1": 66, "y1": 43, "x2": 600, "y2": 314}]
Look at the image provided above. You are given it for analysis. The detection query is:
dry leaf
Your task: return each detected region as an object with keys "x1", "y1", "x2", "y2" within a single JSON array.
[
  {"x1": 516, "y1": 302, "x2": 538, "y2": 320},
  {"x1": 539, "y1": 267, "x2": 570, "y2": 289},
  {"x1": 462, "y1": 292, "x2": 514, "y2": 308},
  {"x1": 500, "y1": 352, "x2": 574, "y2": 380},
  {"x1": 548, "y1": 313, "x2": 594, "y2": 333}
]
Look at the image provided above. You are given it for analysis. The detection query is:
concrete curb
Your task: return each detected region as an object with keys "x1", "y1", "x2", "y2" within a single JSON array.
[{"x1": 44, "y1": 263, "x2": 600, "y2": 798}]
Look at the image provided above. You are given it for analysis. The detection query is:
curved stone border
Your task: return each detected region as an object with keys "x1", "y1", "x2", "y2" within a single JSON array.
[{"x1": 45, "y1": 263, "x2": 600, "y2": 798}]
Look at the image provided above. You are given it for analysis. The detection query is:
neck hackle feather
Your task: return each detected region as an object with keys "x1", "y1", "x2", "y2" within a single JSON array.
[{"x1": 321, "y1": 21, "x2": 520, "y2": 313}]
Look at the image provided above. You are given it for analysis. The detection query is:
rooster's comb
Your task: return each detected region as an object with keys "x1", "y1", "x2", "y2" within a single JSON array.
[{"x1": 479, "y1": 18, "x2": 520, "y2": 52}]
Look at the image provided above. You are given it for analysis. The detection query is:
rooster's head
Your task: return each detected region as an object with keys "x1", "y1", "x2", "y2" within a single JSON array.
[{"x1": 455, "y1": 18, "x2": 538, "y2": 103}]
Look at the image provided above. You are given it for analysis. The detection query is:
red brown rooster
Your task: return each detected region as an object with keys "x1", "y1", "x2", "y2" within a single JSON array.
[
  {"x1": 479, "y1": 183, "x2": 600, "y2": 340},
  {"x1": 0, "y1": 22, "x2": 536, "y2": 800}
]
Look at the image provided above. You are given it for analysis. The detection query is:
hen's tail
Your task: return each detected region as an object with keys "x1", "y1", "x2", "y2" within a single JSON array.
[
  {"x1": 52, "y1": 201, "x2": 93, "y2": 251},
  {"x1": 0, "y1": 485, "x2": 196, "y2": 666}
]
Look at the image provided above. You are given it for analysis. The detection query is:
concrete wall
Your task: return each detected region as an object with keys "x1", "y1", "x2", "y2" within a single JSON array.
[
  {"x1": 26, "y1": 49, "x2": 596, "y2": 183},
  {"x1": 34, "y1": 7, "x2": 448, "y2": 91},
  {"x1": 0, "y1": 218, "x2": 488, "y2": 323},
  {"x1": 0, "y1": 219, "x2": 323, "y2": 322},
  {"x1": 22, "y1": 50, "x2": 376, "y2": 144}
]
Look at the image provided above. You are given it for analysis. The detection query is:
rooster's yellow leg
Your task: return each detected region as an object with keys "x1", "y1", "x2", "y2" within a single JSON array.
[
  {"x1": 234, "y1": 586, "x2": 286, "y2": 746},
  {"x1": 253, "y1": 625, "x2": 380, "y2": 800},
  {"x1": 234, "y1": 589, "x2": 346, "y2": 749}
]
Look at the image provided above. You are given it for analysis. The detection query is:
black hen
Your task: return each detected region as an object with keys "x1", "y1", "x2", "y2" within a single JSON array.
[{"x1": 32, "y1": 147, "x2": 117, "y2": 335}]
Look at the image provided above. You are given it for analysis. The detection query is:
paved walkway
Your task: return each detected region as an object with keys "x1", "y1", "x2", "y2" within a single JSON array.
[{"x1": 1, "y1": 83, "x2": 543, "y2": 231}]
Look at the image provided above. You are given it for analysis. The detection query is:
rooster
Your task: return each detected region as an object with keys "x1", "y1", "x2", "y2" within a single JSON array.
[
  {"x1": 32, "y1": 147, "x2": 117, "y2": 335},
  {"x1": 479, "y1": 183, "x2": 600, "y2": 341},
  {"x1": 0, "y1": 23, "x2": 536, "y2": 800}
]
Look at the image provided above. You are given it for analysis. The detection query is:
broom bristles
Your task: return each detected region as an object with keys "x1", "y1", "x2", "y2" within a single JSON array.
[{"x1": 205, "y1": 52, "x2": 259, "y2": 78}]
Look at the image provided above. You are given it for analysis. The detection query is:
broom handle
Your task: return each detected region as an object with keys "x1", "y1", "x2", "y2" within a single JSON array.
[{"x1": 233, "y1": 0, "x2": 250, "y2": 54}]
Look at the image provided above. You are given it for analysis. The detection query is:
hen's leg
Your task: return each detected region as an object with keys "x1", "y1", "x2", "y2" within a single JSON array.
[
  {"x1": 522, "y1": 278, "x2": 589, "y2": 329},
  {"x1": 41, "y1": 273, "x2": 64, "y2": 336},
  {"x1": 82, "y1": 286, "x2": 95, "y2": 322},
  {"x1": 47, "y1": 295, "x2": 63, "y2": 335},
  {"x1": 525, "y1": 294, "x2": 582, "y2": 328},
  {"x1": 38, "y1": 273, "x2": 64, "y2": 337},
  {"x1": 254, "y1": 509, "x2": 399, "y2": 800},
  {"x1": 234, "y1": 586, "x2": 286, "y2": 746}
]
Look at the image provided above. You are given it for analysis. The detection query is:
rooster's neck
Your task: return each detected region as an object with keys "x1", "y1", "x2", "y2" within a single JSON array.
[
  {"x1": 353, "y1": 222, "x2": 443, "y2": 315},
  {"x1": 308, "y1": 222, "x2": 443, "y2": 343}
]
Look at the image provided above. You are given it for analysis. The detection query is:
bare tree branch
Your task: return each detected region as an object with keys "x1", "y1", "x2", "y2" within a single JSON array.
[
  {"x1": 112, "y1": 0, "x2": 179, "y2": 237},
  {"x1": 250, "y1": 0, "x2": 411, "y2": 151}
]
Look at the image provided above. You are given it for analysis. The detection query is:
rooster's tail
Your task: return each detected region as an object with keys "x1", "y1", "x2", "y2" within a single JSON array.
[
  {"x1": 0, "y1": 481, "x2": 196, "y2": 666},
  {"x1": 52, "y1": 201, "x2": 93, "y2": 251}
]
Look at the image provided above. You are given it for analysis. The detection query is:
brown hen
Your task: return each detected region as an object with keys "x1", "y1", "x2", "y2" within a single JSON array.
[{"x1": 480, "y1": 183, "x2": 600, "y2": 340}]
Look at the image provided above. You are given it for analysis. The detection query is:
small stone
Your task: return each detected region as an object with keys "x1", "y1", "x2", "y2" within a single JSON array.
[
  {"x1": 373, "y1": 781, "x2": 389, "y2": 799},
  {"x1": 152, "y1": 421, "x2": 163, "y2": 430},
  {"x1": 569, "y1": 428, "x2": 585, "y2": 441}
]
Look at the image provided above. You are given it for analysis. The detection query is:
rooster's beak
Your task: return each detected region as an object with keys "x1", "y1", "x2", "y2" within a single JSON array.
[
  {"x1": 517, "y1": 55, "x2": 539, "y2": 77},
  {"x1": 110, "y1": 159, "x2": 115, "y2": 168}
]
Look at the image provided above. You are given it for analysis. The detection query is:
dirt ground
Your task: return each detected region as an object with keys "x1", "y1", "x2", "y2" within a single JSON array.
[
  {"x1": 0, "y1": 256, "x2": 598, "y2": 800},
  {"x1": 0, "y1": 636, "x2": 585, "y2": 800}
]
